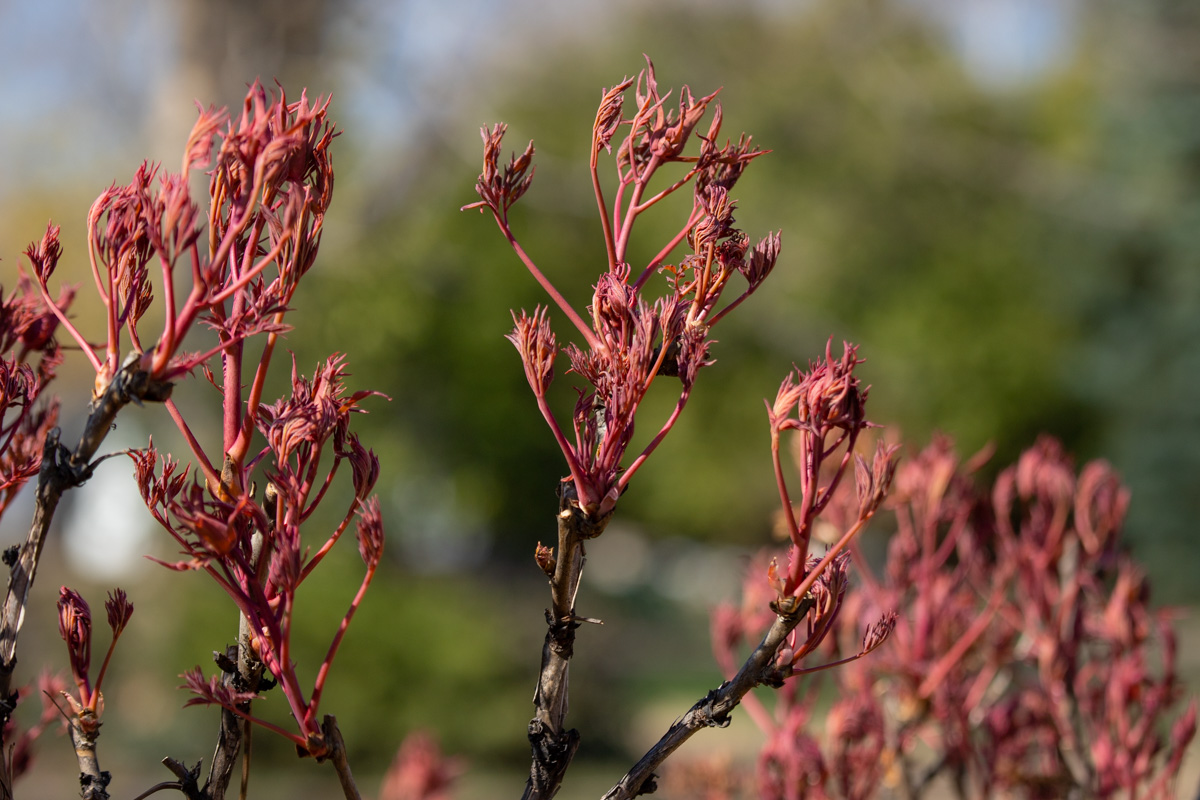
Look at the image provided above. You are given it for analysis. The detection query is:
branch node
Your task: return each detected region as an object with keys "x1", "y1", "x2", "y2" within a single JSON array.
[
  {"x1": 78, "y1": 768, "x2": 112, "y2": 798},
  {"x1": 699, "y1": 688, "x2": 733, "y2": 728},
  {"x1": 159, "y1": 756, "x2": 203, "y2": 800},
  {"x1": 526, "y1": 720, "x2": 580, "y2": 797},
  {"x1": 213, "y1": 646, "x2": 238, "y2": 676}
]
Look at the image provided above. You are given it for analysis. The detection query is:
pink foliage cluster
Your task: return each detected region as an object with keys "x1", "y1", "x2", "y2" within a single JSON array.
[
  {"x1": 377, "y1": 731, "x2": 464, "y2": 800},
  {"x1": 468, "y1": 56, "x2": 779, "y2": 519},
  {"x1": 29, "y1": 82, "x2": 387, "y2": 759},
  {"x1": 0, "y1": 671, "x2": 66, "y2": 782},
  {"x1": 700, "y1": 435, "x2": 1196, "y2": 799},
  {"x1": 0, "y1": 228, "x2": 74, "y2": 780},
  {"x1": 55, "y1": 587, "x2": 133, "y2": 721},
  {"x1": 0, "y1": 264, "x2": 66, "y2": 519}
]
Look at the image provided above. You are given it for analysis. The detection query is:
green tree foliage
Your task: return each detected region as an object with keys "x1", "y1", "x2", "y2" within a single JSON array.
[{"x1": 1056, "y1": 0, "x2": 1200, "y2": 600}]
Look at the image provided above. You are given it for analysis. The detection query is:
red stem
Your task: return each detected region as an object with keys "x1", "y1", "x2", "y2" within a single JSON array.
[
  {"x1": 611, "y1": 172, "x2": 628, "y2": 241},
  {"x1": 619, "y1": 387, "x2": 690, "y2": 491},
  {"x1": 534, "y1": 392, "x2": 590, "y2": 505},
  {"x1": 615, "y1": 154, "x2": 662, "y2": 261},
  {"x1": 788, "y1": 513, "x2": 870, "y2": 601},
  {"x1": 206, "y1": 228, "x2": 288, "y2": 307},
  {"x1": 633, "y1": 204, "x2": 702, "y2": 291},
  {"x1": 208, "y1": 698, "x2": 307, "y2": 749},
  {"x1": 31, "y1": 276, "x2": 102, "y2": 374},
  {"x1": 496, "y1": 216, "x2": 602, "y2": 352},
  {"x1": 591, "y1": 145, "x2": 618, "y2": 272},
  {"x1": 234, "y1": 319, "x2": 286, "y2": 459},
  {"x1": 301, "y1": 459, "x2": 342, "y2": 523},
  {"x1": 164, "y1": 398, "x2": 221, "y2": 490},
  {"x1": 686, "y1": 243, "x2": 715, "y2": 327},
  {"x1": 632, "y1": 167, "x2": 698, "y2": 215},
  {"x1": 307, "y1": 562, "x2": 376, "y2": 728},
  {"x1": 299, "y1": 502, "x2": 358, "y2": 583},
  {"x1": 770, "y1": 428, "x2": 802, "y2": 546},
  {"x1": 785, "y1": 431, "x2": 822, "y2": 588},
  {"x1": 708, "y1": 287, "x2": 753, "y2": 328},
  {"x1": 92, "y1": 631, "x2": 123, "y2": 705},
  {"x1": 813, "y1": 429, "x2": 858, "y2": 517},
  {"x1": 790, "y1": 649, "x2": 872, "y2": 677},
  {"x1": 158, "y1": 249, "x2": 179, "y2": 361}
]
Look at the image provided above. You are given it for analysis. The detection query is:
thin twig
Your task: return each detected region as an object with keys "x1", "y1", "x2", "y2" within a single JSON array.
[
  {"x1": 130, "y1": 781, "x2": 183, "y2": 800},
  {"x1": 601, "y1": 599, "x2": 812, "y2": 800},
  {"x1": 157, "y1": 757, "x2": 204, "y2": 800},
  {"x1": 318, "y1": 716, "x2": 361, "y2": 800},
  {"x1": 68, "y1": 712, "x2": 110, "y2": 800}
]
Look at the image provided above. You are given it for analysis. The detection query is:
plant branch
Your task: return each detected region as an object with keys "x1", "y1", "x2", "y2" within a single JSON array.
[
  {"x1": 498, "y1": 222, "x2": 602, "y2": 353},
  {"x1": 201, "y1": 645, "x2": 254, "y2": 800},
  {"x1": 601, "y1": 599, "x2": 812, "y2": 800},
  {"x1": 522, "y1": 487, "x2": 612, "y2": 800},
  {"x1": 317, "y1": 716, "x2": 361, "y2": 800},
  {"x1": 202, "y1": 529, "x2": 270, "y2": 800},
  {"x1": 155, "y1": 757, "x2": 204, "y2": 800},
  {"x1": 68, "y1": 711, "x2": 110, "y2": 800}
]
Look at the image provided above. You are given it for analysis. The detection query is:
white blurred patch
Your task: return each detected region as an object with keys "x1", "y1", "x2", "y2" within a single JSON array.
[
  {"x1": 586, "y1": 524, "x2": 650, "y2": 593},
  {"x1": 390, "y1": 473, "x2": 491, "y2": 572},
  {"x1": 909, "y1": 0, "x2": 1078, "y2": 89},
  {"x1": 656, "y1": 539, "x2": 746, "y2": 609},
  {"x1": 62, "y1": 444, "x2": 154, "y2": 581}
]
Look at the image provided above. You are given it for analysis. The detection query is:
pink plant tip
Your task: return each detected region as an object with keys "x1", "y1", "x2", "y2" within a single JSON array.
[{"x1": 56, "y1": 587, "x2": 92, "y2": 692}]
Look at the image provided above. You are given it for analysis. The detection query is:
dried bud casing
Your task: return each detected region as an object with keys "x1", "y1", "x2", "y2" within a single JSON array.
[{"x1": 535, "y1": 542, "x2": 556, "y2": 577}]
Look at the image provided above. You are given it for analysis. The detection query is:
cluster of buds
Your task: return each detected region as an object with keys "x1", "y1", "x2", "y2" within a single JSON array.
[
  {"x1": 699, "y1": 344, "x2": 898, "y2": 800},
  {"x1": 134, "y1": 355, "x2": 384, "y2": 754},
  {"x1": 0, "y1": 261, "x2": 68, "y2": 521},
  {"x1": 55, "y1": 588, "x2": 133, "y2": 729},
  {"x1": 467, "y1": 56, "x2": 779, "y2": 519},
  {"x1": 16, "y1": 79, "x2": 385, "y2": 758},
  {"x1": 704, "y1": 434, "x2": 1196, "y2": 799},
  {"x1": 763, "y1": 341, "x2": 899, "y2": 607},
  {"x1": 30, "y1": 83, "x2": 334, "y2": 416}
]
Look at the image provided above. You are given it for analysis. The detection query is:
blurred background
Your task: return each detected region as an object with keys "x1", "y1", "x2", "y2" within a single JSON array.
[{"x1": 1, "y1": 0, "x2": 1198, "y2": 796}]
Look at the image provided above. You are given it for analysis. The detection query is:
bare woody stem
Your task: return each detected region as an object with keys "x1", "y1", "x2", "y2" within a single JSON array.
[
  {"x1": 150, "y1": 757, "x2": 204, "y2": 800},
  {"x1": 196, "y1": 623, "x2": 264, "y2": 800},
  {"x1": 317, "y1": 716, "x2": 361, "y2": 800},
  {"x1": 197, "y1": 531, "x2": 268, "y2": 800},
  {"x1": 0, "y1": 354, "x2": 173, "y2": 726},
  {"x1": 601, "y1": 599, "x2": 813, "y2": 800},
  {"x1": 201, "y1": 675, "x2": 246, "y2": 800},
  {"x1": 69, "y1": 712, "x2": 111, "y2": 800},
  {"x1": 523, "y1": 486, "x2": 612, "y2": 800}
]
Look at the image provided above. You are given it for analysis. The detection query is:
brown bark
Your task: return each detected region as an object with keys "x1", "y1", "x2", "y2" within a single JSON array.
[
  {"x1": 69, "y1": 712, "x2": 110, "y2": 800},
  {"x1": 317, "y1": 716, "x2": 361, "y2": 800},
  {"x1": 522, "y1": 486, "x2": 611, "y2": 800}
]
